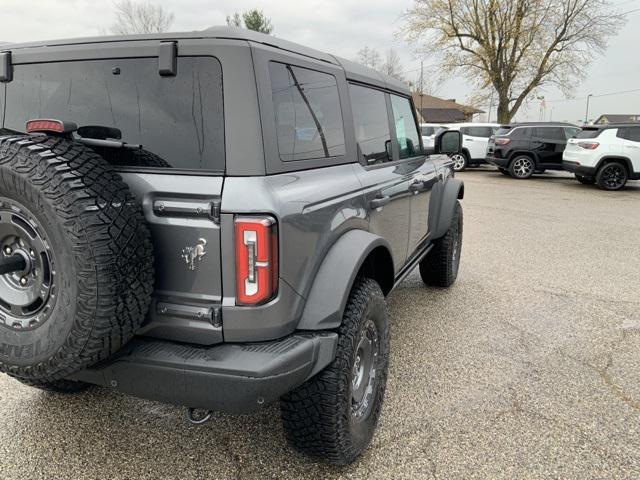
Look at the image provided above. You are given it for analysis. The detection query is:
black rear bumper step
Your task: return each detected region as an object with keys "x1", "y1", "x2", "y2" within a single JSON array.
[{"x1": 70, "y1": 333, "x2": 338, "y2": 413}]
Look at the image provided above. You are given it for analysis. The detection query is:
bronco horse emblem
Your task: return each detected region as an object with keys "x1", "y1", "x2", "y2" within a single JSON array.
[{"x1": 181, "y1": 238, "x2": 207, "y2": 271}]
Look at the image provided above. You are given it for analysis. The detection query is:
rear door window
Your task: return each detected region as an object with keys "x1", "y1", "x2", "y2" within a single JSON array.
[
  {"x1": 390, "y1": 95, "x2": 421, "y2": 159},
  {"x1": 466, "y1": 126, "x2": 493, "y2": 138},
  {"x1": 617, "y1": 127, "x2": 640, "y2": 142},
  {"x1": 4, "y1": 57, "x2": 225, "y2": 172},
  {"x1": 534, "y1": 127, "x2": 565, "y2": 141},
  {"x1": 269, "y1": 62, "x2": 345, "y2": 162},
  {"x1": 349, "y1": 84, "x2": 391, "y2": 165},
  {"x1": 578, "y1": 129, "x2": 602, "y2": 139}
]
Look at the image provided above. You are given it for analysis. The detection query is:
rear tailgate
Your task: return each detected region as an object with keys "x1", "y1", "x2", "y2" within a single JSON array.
[{"x1": 2, "y1": 52, "x2": 227, "y2": 345}]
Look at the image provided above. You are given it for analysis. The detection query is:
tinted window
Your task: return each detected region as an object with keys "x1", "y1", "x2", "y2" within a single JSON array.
[
  {"x1": 533, "y1": 127, "x2": 565, "y2": 141},
  {"x1": 564, "y1": 127, "x2": 581, "y2": 139},
  {"x1": 349, "y1": 84, "x2": 391, "y2": 165},
  {"x1": 4, "y1": 57, "x2": 224, "y2": 171},
  {"x1": 617, "y1": 127, "x2": 640, "y2": 142},
  {"x1": 390, "y1": 95, "x2": 420, "y2": 159},
  {"x1": 499, "y1": 127, "x2": 530, "y2": 139},
  {"x1": 269, "y1": 62, "x2": 345, "y2": 162},
  {"x1": 577, "y1": 129, "x2": 601, "y2": 139},
  {"x1": 465, "y1": 126, "x2": 493, "y2": 138},
  {"x1": 421, "y1": 126, "x2": 435, "y2": 136}
]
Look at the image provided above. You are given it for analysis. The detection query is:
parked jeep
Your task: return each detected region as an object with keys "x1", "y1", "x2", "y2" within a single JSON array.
[
  {"x1": 487, "y1": 122, "x2": 581, "y2": 178},
  {"x1": 0, "y1": 27, "x2": 464, "y2": 465}
]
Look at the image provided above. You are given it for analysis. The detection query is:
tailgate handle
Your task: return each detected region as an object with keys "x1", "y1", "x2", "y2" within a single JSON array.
[{"x1": 153, "y1": 199, "x2": 221, "y2": 223}]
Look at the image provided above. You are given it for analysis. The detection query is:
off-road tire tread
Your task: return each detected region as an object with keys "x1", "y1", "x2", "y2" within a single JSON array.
[
  {"x1": 280, "y1": 277, "x2": 389, "y2": 465},
  {"x1": 0, "y1": 135, "x2": 154, "y2": 382},
  {"x1": 420, "y1": 201, "x2": 463, "y2": 287}
]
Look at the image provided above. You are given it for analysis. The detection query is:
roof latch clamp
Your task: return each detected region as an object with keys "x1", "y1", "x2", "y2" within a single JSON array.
[
  {"x1": 158, "y1": 41, "x2": 177, "y2": 77},
  {"x1": 0, "y1": 51, "x2": 12, "y2": 83}
]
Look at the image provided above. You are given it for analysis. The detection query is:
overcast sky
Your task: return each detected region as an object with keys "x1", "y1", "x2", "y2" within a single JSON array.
[{"x1": 2, "y1": 0, "x2": 639, "y2": 123}]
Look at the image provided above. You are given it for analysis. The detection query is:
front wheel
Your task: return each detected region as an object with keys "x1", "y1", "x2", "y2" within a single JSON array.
[
  {"x1": 420, "y1": 200, "x2": 463, "y2": 287},
  {"x1": 281, "y1": 277, "x2": 389, "y2": 465},
  {"x1": 509, "y1": 155, "x2": 535, "y2": 179},
  {"x1": 596, "y1": 162, "x2": 627, "y2": 190},
  {"x1": 450, "y1": 152, "x2": 468, "y2": 172}
]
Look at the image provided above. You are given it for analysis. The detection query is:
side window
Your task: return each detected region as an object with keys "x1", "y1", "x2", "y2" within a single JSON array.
[
  {"x1": 564, "y1": 127, "x2": 580, "y2": 140},
  {"x1": 467, "y1": 126, "x2": 493, "y2": 138},
  {"x1": 349, "y1": 84, "x2": 391, "y2": 165},
  {"x1": 509, "y1": 127, "x2": 530, "y2": 140},
  {"x1": 390, "y1": 95, "x2": 420, "y2": 159},
  {"x1": 420, "y1": 126, "x2": 435, "y2": 136},
  {"x1": 618, "y1": 127, "x2": 640, "y2": 142},
  {"x1": 533, "y1": 127, "x2": 564, "y2": 141},
  {"x1": 269, "y1": 62, "x2": 346, "y2": 162}
]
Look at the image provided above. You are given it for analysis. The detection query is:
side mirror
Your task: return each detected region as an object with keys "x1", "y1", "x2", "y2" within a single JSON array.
[{"x1": 434, "y1": 130, "x2": 462, "y2": 155}]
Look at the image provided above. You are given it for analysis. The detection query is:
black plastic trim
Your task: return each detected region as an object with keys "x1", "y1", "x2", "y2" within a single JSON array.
[{"x1": 70, "y1": 332, "x2": 338, "y2": 413}]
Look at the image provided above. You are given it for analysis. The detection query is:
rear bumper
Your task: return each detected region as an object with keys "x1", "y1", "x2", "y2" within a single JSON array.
[
  {"x1": 71, "y1": 333, "x2": 338, "y2": 413},
  {"x1": 562, "y1": 160, "x2": 596, "y2": 177},
  {"x1": 486, "y1": 155, "x2": 509, "y2": 168}
]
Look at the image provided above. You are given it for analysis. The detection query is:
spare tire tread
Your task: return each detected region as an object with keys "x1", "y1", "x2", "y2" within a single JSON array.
[{"x1": 0, "y1": 135, "x2": 154, "y2": 382}]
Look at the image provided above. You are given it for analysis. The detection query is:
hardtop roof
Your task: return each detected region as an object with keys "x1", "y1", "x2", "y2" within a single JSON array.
[{"x1": 3, "y1": 26, "x2": 410, "y2": 95}]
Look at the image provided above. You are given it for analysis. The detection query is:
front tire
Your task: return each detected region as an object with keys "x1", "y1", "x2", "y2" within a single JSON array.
[
  {"x1": 281, "y1": 277, "x2": 389, "y2": 465},
  {"x1": 419, "y1": 200, "x2": 463, "y2": 287},
  {"x1": 16, "y1": 377, "x2": 90, "y2": 394},
  {"x1": 596, "y1": 162, "x2": 628, "y2": 190},
  {"x1": 509, "y1": 155, "x2": 535, "y2": 179},
  {"x1": 451, "y1": 152, "x2": 469, "y2": 172}
]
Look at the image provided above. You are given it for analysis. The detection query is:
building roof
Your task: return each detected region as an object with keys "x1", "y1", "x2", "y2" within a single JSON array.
[
  {"x1": 594, "y1": 114, "x2": 640, "y2": 124},
  {"x1": 420, "y1": 108, "x2": 468, "y2": 123},
  {"x1": 412, "y1": 93, "x2": 483, "y2": 115}
]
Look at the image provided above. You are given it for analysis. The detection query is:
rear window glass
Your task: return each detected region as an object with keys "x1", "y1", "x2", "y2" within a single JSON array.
[
  {"x1": 465, "y1": 126, "x2": 493, "y2": 138},
  {"x1": 577, "y1": 129, "x2": 601, "y2": 139},
  {"x1": 421, "y1": 126, "x2": 435, "y2": 136},
  {"x1": 269, "y1": 62, "x2": 345, "y2": 162},
  {"x1": 496, "y1": 127, "x2": 512, "y2": 136},
  {"x1": 3, "y1": 57, "x2": 225, "y2": 172}
]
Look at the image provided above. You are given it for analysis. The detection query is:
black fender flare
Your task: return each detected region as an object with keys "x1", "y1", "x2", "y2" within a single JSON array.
[
  {"x1": 431, "y1": 178, "x2": 464, "y2": 240},
  {"x1": 595, "y1": 156, "x2": 633, "y2": 175},
  {"x1": 297, "y1": 230, "x2": 393, "y2": 331}
]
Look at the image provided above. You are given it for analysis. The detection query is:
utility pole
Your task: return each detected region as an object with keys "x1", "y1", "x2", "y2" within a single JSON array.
[
  {"x1": 584, "y1": 94, "x2": 593, "y2": 125},
  {"x1": 487, "y1": 90, "x2": 494, "y2": 123}
]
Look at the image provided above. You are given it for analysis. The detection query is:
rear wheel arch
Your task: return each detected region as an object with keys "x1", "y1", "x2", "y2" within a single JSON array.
[
  {"x1": 596, "y1": 156, "x2": 632, "y2": 175},
  {"x1": 297, "y1": 230, "x2": 394, "y2": 331},
  {"x1": 508, "y1": 150, "x2": 537, "y2": 166}
]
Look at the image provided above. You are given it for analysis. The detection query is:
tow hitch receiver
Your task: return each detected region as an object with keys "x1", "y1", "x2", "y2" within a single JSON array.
[{"x1": 186, "y1": 408, "x2": 213, "y2": 425}]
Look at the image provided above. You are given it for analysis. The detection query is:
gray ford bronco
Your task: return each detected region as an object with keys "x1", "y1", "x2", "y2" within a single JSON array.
[{"x1": 0, "y1": 27, "x2": 464, "y2": 465}]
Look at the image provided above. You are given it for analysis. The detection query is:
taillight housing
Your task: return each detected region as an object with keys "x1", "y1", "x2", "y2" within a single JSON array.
[
  {"x1": 495, "y1": 137, "x2": 511, "y2": 146},
  {"x1": 578, "y1": 141, "x2": 599, "y2": 150},
  {"x1": 234, "y1": 216, "x2": 278, "y2": 306},
  {"x1": 26, "y1": 119, "x2": 77, "y2": 134}
]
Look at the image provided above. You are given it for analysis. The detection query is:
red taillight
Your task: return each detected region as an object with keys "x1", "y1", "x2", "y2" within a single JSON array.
[
  {"x1": 495, "y1": 137, "x2": 511, "y2": 146},
  {"x1": 234, "y1": 216, "x2": 278, "y2": 306},
  {"x1": 578, "y1": 141, "x2": 599, "y2": 150},
  {"x1": 26, "y1": 119, "x2": 65, "y2": 133}
]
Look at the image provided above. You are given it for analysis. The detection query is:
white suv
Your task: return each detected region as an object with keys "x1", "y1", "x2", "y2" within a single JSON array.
[
  {"x1": 444, "y1": 123, "x2": 500, "y2": 171},
  {"x1": 563, "y1": 124, "x2": 640, "y2": 190},
  {"x1": 420, "y1": 123, "x2": 446, "y2": 149}
]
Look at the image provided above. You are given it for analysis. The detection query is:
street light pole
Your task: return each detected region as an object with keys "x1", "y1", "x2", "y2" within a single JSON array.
[{"x1": 585, "y1": 94, "x2": 593, "y2": 124}]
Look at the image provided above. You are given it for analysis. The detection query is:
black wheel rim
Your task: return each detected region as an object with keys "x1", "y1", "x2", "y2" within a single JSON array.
[
  {"x1": 0, "y1": 198, "x2": 56, "y2": 330},
  {"x1": 601, "y1": 164, "x2": 626, "y2": 189},
  {"x1": 351, "y1": 319, "x2": 379, "y2": 421}
]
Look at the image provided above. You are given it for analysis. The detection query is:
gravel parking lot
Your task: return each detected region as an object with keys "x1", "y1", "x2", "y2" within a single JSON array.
[{"x1": 1, "y1": 168, "x2": 638, "y2": 480}]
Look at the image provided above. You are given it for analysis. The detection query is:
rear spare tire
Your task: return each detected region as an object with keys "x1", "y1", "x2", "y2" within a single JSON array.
[{"x1": 0, "y1": 135, "x2": 154, "y2": 384}]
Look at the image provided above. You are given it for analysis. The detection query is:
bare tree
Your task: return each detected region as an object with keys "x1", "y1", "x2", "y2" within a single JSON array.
[
  {"x1": 109, "y1": 0, "x2": 174, "y2": 34},
  {"x1": 380, "y1": 49, "x2": 404, "y2": 81},
  {"x1": 402, "y1": 0, "x2": 624, "y2": 122},
  {"x1": 356, "y1": 46, "x2": 381, "y2": 70},
  {"x1": 226, "y1": 9, "x2": 274, "y2": 34}
]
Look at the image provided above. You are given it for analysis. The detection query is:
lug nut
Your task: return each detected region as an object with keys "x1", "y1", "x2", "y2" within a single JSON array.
[
  {"x1": 19, "y1": 277, "x2": 27, "y2": 286},
  {"x1": 30, "y1": 249, "x2": 35, "y2": 256},
  {"x1": 4, "y1": 246, "x2": 12, "y2": 255}
]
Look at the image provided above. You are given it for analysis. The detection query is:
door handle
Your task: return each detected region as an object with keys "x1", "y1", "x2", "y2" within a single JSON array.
[{"x1": 369, "y1": 195, "x2": 391, "y2": 209}]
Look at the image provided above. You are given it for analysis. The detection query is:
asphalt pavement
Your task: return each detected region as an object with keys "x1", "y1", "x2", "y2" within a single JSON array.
[{"x1": 1, "y1": 168, "x2": 638, "y2": 479}]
